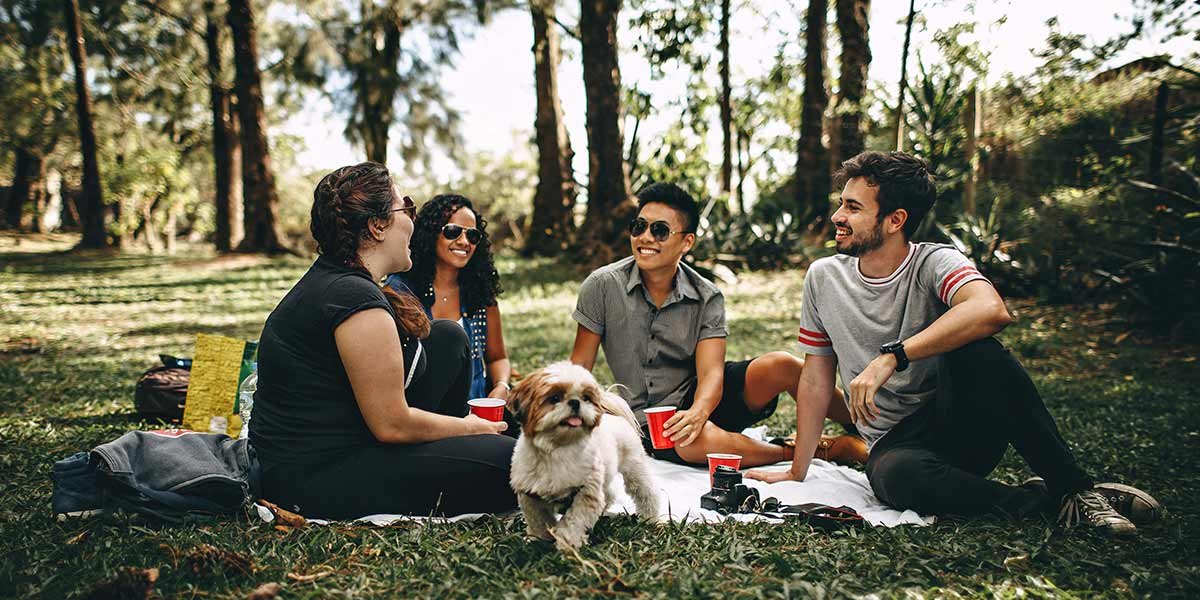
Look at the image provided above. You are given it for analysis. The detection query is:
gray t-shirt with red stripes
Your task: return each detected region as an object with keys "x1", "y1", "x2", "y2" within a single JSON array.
[{"x1": 797, "y1": 242, "x2": 988, "y2": 447}]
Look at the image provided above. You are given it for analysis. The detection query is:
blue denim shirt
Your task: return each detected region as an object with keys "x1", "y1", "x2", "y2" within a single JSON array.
[{"x1": 384, "y1": 274, "x2": 489, "y2": 398}]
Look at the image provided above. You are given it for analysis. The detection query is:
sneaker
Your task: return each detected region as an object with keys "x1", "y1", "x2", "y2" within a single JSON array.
[
  {"x1": 1022, "y1": 477, "x2": 1162, "y2": 526},
  {"x1": 51, "y1": 452, "x2": 104, "y2": 521},
  {"x1": 1058, "y1": 489, "x2": 1137, "y2": 536},
  {"x1": 1094, "y1": 482, "x2": 1163, "y2": 525}
]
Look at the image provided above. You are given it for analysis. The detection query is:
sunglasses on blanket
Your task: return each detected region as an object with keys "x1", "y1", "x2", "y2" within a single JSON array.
[
  {"x1": 628, "y1": 217, "x2": 690, "y2": 242},
  {"x1": 441, "y1": 223, "x2": 482, "y2": 245}
]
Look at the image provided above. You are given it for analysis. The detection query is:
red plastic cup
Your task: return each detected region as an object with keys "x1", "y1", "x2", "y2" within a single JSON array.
[
  {"x1": 707, "y1": 453, "x2": 743, "y2": 484},
  {"x1": 644, "y1": 406, "x2": 676, "y2": 450},
  {"x1": 468, "y1": 398, "x2": 506, "y2": 422}
]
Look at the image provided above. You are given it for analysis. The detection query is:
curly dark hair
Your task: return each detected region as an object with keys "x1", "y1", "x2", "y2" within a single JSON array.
[
  {"x1": 834, "y1": 151, "x2": 937, "y2": 239},
  {"x1": 406, "y1": 194, "x2": 503, "y2": 313},
  {"x1": 310, "y1": 162, "x2": 430, "y2": 338}
]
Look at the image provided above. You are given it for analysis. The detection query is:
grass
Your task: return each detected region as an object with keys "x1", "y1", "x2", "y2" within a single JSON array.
[{"x1": 1, "y1": 231, "x2": 1197, "y2": 598}]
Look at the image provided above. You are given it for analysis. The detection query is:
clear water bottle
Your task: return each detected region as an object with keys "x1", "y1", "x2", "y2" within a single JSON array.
[{"x1": 237, "y1": 363, "x2": 257, "y2": 439}]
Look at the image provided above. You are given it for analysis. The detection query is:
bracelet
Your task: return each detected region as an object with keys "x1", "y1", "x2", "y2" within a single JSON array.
[{"x1": 497, "y1": 380, "x2": 511, "y2": 391}]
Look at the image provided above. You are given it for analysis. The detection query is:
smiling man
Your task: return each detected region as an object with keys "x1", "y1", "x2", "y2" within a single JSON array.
[
  {"x1": 747, "y1": 151, "x2": 1160, "y2": 536},
  {"x1": 569, "y1": 182, "x2": 864, "y2": 468}
]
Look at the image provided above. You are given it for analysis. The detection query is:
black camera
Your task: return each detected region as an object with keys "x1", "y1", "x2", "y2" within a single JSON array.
[{"x1": 700, "y1": 465, "x2": 760, "y2": 514}]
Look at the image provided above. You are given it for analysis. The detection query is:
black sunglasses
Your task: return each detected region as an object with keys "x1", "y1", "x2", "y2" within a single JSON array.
[
  {"x1": 441, "y1": 223, "x2": 482, "y2": 245},
  {"x1": 391, "y1": 195, "x2": 417, "y2": 219},
  {"x1": 628, "y1": 217, "x2": 689, "y2": 242}
]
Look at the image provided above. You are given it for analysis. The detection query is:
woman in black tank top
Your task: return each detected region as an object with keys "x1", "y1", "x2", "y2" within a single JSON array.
[{"x1": 251, "y1": 162, "x2": 516, "y2": 520}]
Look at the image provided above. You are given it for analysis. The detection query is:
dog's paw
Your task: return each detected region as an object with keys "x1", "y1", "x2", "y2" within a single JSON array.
[
  {"x1": 526, "y1": 526, "x2": 554, "y2": 542},
  {"x1": 551, "y1": 528, "x2": 586, "y2": 552}
]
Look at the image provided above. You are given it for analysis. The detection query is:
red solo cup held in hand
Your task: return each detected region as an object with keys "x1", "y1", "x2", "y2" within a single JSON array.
[
  {"x1": 644, "y1": 406, "x2": 676, "y2": 450},
  {"x1": 468, "y1": 398, "x2": 506, "y2": 422},
  {"x1": 707, "y1": 453, "x2": 742, "y2": 484}
]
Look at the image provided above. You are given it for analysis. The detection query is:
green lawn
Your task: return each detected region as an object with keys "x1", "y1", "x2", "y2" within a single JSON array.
[{"x1": 1, "y1": 232, "x2": 1197, "y2": 598}]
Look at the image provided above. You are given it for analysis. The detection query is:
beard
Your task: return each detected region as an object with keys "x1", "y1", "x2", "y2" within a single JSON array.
[{"x1": 836, "y1": 220, "x2": 885, "y2": 257}]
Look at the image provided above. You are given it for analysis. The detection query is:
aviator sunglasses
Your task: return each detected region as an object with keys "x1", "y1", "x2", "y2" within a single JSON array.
[
  {"x1": 628, "y1": 217, "x2": 689, "y2": 242},
  {"x1": 441, "y1": 223, "x2": 483, "y2": 245},
  {"x1": 391, "y1": 195, "x2": 417, "y2": 219}
]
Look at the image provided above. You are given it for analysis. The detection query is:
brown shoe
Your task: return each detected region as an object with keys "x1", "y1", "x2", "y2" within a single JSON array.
[{"x1": 813, "y1": 434, "x2": 868, "y2": 466}]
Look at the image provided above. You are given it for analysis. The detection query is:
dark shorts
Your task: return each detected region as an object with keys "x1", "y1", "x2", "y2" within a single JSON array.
[{"x1": 640, "y1": 357, "x2": 780, "y2": 464}]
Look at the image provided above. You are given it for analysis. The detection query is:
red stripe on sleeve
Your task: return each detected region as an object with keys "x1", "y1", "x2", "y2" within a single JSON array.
[
  {"x1": 797, "y1": 326, "x2": 829, "y2": 340},
  {"x1": 940, "y1": 268, "x2": 983, "y2": 304},
  {"x1": 938, "y1": 266, "x2": 977, "y2": 301}
]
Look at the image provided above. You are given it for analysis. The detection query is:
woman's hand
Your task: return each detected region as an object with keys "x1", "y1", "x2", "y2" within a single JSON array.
[
  {"x1": 464, "y1": 413, "x2": 507, "y2": 435},
  {"x1": 487, "y1": 384, "x2": 510, "y2": 401},
  {"x1": 745, "y1": 467, "x2": 805, "y2": 484}
]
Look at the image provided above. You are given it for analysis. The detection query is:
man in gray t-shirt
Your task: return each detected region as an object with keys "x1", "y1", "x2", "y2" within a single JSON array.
[
  {"x1": 570, "y1": 182, "x2": 862, "y2": 468},
  {"x1": 749, "y1": 151, "x2": 1159, "y2": 537}
]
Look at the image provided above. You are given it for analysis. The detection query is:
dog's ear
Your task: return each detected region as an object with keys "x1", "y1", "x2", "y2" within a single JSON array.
[{"x1": 507, "y1": 377, "x2": 532, "y2": 423}]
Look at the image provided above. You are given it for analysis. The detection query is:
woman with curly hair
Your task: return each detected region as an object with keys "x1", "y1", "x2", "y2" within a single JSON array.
[
  {"x1": 251, "y1": 163, "x2": 515, "y2": 520},
  {"x1": 385, "y1": 194, "x2": 512, "y2": 401}
]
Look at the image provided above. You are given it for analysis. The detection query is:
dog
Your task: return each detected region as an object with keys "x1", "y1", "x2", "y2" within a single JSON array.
[{"x1": 508, "y1": 361, "x2": 660, "y2": 552}]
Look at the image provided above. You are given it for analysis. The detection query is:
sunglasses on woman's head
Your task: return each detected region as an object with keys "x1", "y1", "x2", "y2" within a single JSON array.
[
  {"x1": 391, "y1": 195, "x2": 417, "y2": 219},
  {"x1": 441, "y1": 223, "x2": 482, "y2": 245},
  {"x1": 628, "y1": 217, "x2": 688, "y2": 242}
]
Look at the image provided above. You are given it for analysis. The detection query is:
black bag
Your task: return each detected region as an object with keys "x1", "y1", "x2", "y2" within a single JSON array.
[{"x1": 134, "y1": 355, "x2": 191, "y2": 423}]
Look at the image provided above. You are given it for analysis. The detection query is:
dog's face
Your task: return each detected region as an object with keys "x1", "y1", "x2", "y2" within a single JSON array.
[{"x1": 509, "y1": 362, "x2": 607, "y2": 445}]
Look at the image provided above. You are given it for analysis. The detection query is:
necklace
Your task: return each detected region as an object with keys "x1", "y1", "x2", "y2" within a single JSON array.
[{"x1": 427, "y1": 283, "x2": 455, "y2": 304}]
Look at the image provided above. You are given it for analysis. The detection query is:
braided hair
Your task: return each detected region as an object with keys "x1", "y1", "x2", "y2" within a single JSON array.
[
  {"x1": 310, "y1": 162, "x2": 431, "y2": 338},
  {"x1": 406, "y1": 194, "x2": 503, "y2": 314}
]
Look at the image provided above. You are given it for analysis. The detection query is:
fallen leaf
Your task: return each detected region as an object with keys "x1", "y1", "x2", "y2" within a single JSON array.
[
  {"x1": 286, "y1": 570, "x2": 334, "y2": 584},
  {"x1": 247, "y1": 582, "x2": 283, "y2": 599}
]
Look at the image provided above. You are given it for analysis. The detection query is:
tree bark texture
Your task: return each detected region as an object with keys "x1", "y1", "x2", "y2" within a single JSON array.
[
  {"x1": 719, "y1": 0, "x2": 733, "y2": 195},
  {"x1": 578, "y1": 0, "x2": 633, "y2": 252},
  {"x1": 64, "y1": 0, "x2": 107, "y2": 248},
  {"x1": 206, "y1": 5, "x2": 243, "y2": 251},
  {"x1": 796, "y1": 0, "x2": 830, "y2": 223},
  {"x1": 227, "y1": 0, "x2": 289, "y2": 253},
  {"x1": 834, "y1": 0, "x2": 870, "y2": 164},
  {"x1": 526, "y1": 0, "x2": 578, "y2": 256}
]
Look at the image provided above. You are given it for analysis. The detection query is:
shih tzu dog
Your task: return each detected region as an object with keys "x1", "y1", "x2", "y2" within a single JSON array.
[{"x1": 508, "y1": 361, "x2": 660, "y2": 552}]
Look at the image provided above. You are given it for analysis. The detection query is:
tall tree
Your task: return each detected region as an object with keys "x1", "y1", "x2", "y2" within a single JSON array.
[
  {"x1": 205, "y1": 1, "x2": 242, "y2": 251},
  {"x1": 227, "y1": 0, "x2": 288, "y2": 254},
  {"x1": 796, "y1": 0, "x2": 830, "y2": 223},
  {"x1": 525, "y1": 0, "x2": 577, "y2": 256},
  {"x1": 718, "y1": 0, "x2": 732, "y2": 195},
  {"x1": 64, "y1": 0, "x2": 107, "y2": 248},
  {"x1": 834, "y1": 0, "x2": 870, "y2": 163},
  {"x1": 892, "y1": 0, "x2": 916, "y2": 151},
  {"x1": 578, "y1": 0, "x2": 633, "y2": 252}
]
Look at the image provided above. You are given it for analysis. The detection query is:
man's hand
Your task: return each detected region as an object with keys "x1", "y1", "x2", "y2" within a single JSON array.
[
  {"x1": 848, "y1": 353, "x2": 896, "y2": 425},
  {"x1": 663, "y1": 408, "x2": 709, "y2": 447},
  {"x1": 746, "y1": 468, "x2": 803, "y2": 484},
  {"x1": 487, "y1": 384, "x2": 510, "y2": 401}
]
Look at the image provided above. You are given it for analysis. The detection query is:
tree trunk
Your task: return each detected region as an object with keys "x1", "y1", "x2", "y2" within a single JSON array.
[
  {"x1": 719, "y1": 0, "x2": 733, "y2": 196},
  {"x1": 736, "y1": 127, "x2": 748, "y2": 214},
  {"x1": 835, "y1": 0, "x2": 870, "y2": 164},
  {"x1": 796, "y1": 0, "x2": 830, "y2": 224},
  {"x1": 352, "y1": 0, "x2": 403, "y2": 164},
  {"x1": 892, "y1": 0, "x2": 916, "y2": 151},
  {"x1": 228, "y1": 0, "x2": 289, "y2": 254},
  {"x1": 1149, "y1": 82, "x2": 1168, "y2": 185},
  {"x1": 5, "y1": 149, "x2": 45, "y2": 231},
  {"x1": 578, "y1": 0, "x2": 633, "y2": 256},
  {"x1": 64, "y1": 0, "x2": 107, "y2": 249},
  {"x1": 206, "y1": 4, "x2": 243, "y2": 252},
  {"x1": 962, "y1": 85, "x2": 980, "y2": 216},
  {"x1": 525, "y1": 0, "x2": 577, "y2": 256}
]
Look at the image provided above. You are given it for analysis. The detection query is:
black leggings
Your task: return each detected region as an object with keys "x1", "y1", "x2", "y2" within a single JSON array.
[
  {"x1": 866, "y1": 337, "x2": 1093, "y2": 518},
  {"x1": 262, "y1": 320, "x2": 517, "y2": 520}
]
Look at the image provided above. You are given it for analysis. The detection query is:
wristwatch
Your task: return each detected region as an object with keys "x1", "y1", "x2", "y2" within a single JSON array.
[{"x1": 879, "y1": 340, "x2": 910, "y2": 372}]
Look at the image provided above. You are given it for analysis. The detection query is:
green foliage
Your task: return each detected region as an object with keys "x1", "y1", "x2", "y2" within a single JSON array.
[{"x1": 1, "y1": 239, "x2": 1198, "y2": 597}]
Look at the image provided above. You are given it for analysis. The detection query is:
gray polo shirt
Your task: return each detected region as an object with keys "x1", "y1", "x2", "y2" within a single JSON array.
[
  {"x1": 797, "y1": 242, "x2": 989, "y2": 447},
  {"x1": 573, "y1": 256, "x2": 727, "y2": 422}
]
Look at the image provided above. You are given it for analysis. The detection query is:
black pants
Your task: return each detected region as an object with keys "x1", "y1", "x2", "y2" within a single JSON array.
[
  {"x1": 263, "y1": 320, "x2": 517, "y2": 520},
  {"x1": 866, "y1": 338, "x2": 1093, "y2": 517}
]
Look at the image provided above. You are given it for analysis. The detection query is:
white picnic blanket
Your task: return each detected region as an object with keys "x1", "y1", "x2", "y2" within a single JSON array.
[{"x1": 254, "y1": 429, "x2": 933, "y2": 528}]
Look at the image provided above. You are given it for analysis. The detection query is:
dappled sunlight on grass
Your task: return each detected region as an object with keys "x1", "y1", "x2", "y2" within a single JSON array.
[{"x1": 1, "y1": 242, "x2": 1198, "y2": 598}]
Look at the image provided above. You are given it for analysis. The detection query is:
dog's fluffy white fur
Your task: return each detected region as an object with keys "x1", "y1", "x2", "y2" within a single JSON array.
[{"x1": 508, "y1": 361, "x2": 660, "y2": 552}]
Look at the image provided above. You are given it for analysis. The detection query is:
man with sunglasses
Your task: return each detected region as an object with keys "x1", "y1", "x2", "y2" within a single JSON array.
[{"x1": 570, "y1": 183, "x2": 860, "y2": 468}]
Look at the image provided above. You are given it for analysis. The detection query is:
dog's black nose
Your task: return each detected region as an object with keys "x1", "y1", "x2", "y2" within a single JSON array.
[{"x1": 568, "y1": 398, "x2": 580, "y2": 411}]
